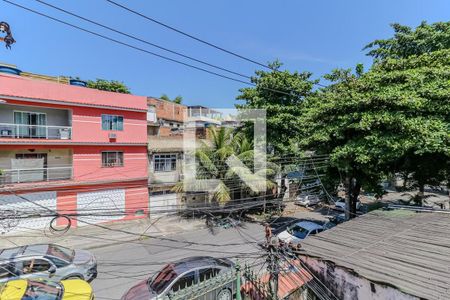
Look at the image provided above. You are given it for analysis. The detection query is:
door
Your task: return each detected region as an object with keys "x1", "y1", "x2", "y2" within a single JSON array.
[{"x1": 14, "y1": 111, "x2": 47, "y2": 138}]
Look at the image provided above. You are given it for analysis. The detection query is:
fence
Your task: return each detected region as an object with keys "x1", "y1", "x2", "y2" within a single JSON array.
[
  {"x1": 0, "y1": 123, "x2": 72, "y2": 139},
  {"x1": 0, "y1": 166, "x2": 73, "y2": 184}
]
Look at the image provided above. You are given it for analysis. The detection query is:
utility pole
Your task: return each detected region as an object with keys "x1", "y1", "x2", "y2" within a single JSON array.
[{"x1": 266, "y1": 237, "x2": 280, "y2": 300}]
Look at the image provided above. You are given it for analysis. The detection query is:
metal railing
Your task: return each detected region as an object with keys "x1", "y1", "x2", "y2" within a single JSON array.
[
  {"x1": 0, "y1": 123, "x2": 72, "y2": 139},
  {"x1": 0, "y1": 166, "x2": 73, "y2": 184},
  {"x1": 163, "y1": 270, "x2": 238, "y2": 300}
]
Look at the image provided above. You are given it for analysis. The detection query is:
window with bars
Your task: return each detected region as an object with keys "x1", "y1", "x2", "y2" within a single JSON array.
[
  {"x1": 154, "y1": 154, "x2": 177, "y2": 172},
  {"x1": 102, "y1": 151, "x2": 124, "y2": 167},
  {"x1": 102, "y1": 115, "x2": 124, "y2": 131}
]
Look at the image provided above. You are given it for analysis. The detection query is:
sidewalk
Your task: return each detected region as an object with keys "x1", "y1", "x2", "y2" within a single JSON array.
[{"x1": 0, "y1": 215, "x2": 206, "y2": 250}]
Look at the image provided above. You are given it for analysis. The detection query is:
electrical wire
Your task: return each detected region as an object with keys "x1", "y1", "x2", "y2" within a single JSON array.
[
  {"x1": 32, "y1": 0, "x2": 251, "y2": 79},
  {"x1": 104, "y1": 0, "x2": 273, "y2": 70}
]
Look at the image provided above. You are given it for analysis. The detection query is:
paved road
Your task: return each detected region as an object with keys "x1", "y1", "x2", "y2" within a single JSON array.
[
  {"x1": 88, "y1": 209, "x2": 331, "y2": 299},
  {"x1": 90, "y1": 222, "x2": 265, "y2": 299}
]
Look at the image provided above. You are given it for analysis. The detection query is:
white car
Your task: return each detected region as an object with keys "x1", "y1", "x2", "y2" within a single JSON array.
[
  {"x1": 334, "y1": 197, "x2": 361, "y2": 211},
  {"x1": 277, "y1": 221, "x2": 325, "y2": 244},
  {"x1": 295, "y1": 194, "x2": 321, "y2": 207}
]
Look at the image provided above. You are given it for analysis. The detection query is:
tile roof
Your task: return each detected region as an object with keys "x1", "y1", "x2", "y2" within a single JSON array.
[{"x1": 300, "y1": 209, "x2": 450, "y2": 300}]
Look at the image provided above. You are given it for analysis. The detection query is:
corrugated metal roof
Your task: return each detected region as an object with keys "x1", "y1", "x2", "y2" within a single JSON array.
[{"x1": 300, "y1": 209, "x2": 450, "y2": 300}]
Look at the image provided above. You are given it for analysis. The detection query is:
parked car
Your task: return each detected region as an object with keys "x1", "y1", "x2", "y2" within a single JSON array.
[
  {"x1": 295, "y1": 194, "x2": 321, "y2": 207},
  {"x1": 277, "y1": 221, "x2": 325, "y2": 244},
  {"x1": 334, "y1": 197, "x2": 362, "y2": 211},
  {"x1": 122, "y1": 256, "x2": 237, "y2": 300},
  {"x1": 0, "y1": 244, "x2": 97, "y2": 283},
  {"x1": 0, "y1": 278, "x2": 93, "y2": 300}
]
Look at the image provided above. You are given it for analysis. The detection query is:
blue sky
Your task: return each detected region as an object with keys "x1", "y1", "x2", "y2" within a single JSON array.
[{"x1": 1, "y1": 0, "x2": 449, "y2": 108}]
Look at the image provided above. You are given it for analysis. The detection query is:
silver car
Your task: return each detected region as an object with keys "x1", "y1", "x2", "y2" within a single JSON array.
[
  {"x1": 295, "y1": 194, "x2": 321, "y2": 207},
  {"x1": 0, "y1": 243, "x2": 97, "y2": 283},
  {"x1": 122, "y1": 256, "x2": 237, "y2": 300}
]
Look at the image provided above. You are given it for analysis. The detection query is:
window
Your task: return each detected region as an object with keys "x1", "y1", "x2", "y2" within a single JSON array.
[
  {"x1": 102, "y1": 114, "x2": 124, "y2": 131},
  {"x1": 0, "y1": 262, "x2": 18, "y2": 279},
  {"x1": 150, "y1": 264, "x2": 178, "y2": 294},
  {"x1": 102, "y1": 151, "x2": 124, "y2": 167},
  {"x1": 171, "y1": 271, "x2": 196, "y2": 292},
  {"x1": 22, "y1": 259, "x2": 51, "y2": 274},
  {"x1": 154, "y1": 154, "x2": 177, "y2": 172},
  {"x1": 199, "y1": 268, "x2": 221, "y2": 282}
]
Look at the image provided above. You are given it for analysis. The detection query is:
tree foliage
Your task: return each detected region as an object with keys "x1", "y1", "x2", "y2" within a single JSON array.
[
  {"x1": 364, "y1": 21, "x2": 450, "y2": 60},
  {"x1": 173, "y1": 127, "x2": 276, "y2": 206},
  {"x1": 160, "y1": 94, "x2": 183, "y2": 104},
  {"x1": 301, "y1": 48, "x2": 450, "y2": 213},
  {"x1": 236, "y1": 61, "x2": 317, "y2": 156},
  {"x1": 87, "y1": 79, "x2": 130, "y2": 94}
]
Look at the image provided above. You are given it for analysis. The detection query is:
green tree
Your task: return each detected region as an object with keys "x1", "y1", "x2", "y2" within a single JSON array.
[
  {"x1": 301, "y1": 49, "x2": 450, "y2": 216},
  {"x1": 173, "y1": 127, "x2": 276, "y2": 206},
  {"x1": 160, "y1": 94, "x2": 183, "y2": 104},
  {"x1": 364, "y1": 21, "x2": 450, "y2": 60},
  {"x1": 87, "y1": 79, "x2": 130, "y2": 94},
  {"x1": 236, "y1": 61, "x2": 317, "y2": 156}
]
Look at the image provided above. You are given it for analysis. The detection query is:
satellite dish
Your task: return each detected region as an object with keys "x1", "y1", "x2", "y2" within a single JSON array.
[{"x1": 0, "y1": 22, "x2": 15, "y2": 49}]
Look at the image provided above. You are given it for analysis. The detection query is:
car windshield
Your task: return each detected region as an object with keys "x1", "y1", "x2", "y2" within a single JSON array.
[
  {"x1": 47, "y1": 245, "x2": 74, "y2": 262},
  {"x1": 287, "y1": 224, "x2": 309, "y2": 239},
  {"x1": 22, "y1": 280, "x2": 62, "y2": 300},
  {"x1": 148, "y1": 264, "x2": 178, "y2": 294}
]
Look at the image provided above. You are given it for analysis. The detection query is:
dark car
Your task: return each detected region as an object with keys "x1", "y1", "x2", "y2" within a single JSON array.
[{"x1": 122, "y1": 256, "x2": 236, "y2": 300}]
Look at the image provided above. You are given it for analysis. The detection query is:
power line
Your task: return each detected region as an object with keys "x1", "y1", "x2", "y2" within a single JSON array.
[
  {"x1": 2, "y1": 0, "x2": 252, "y2": 86},
  {"x1": 105, "y1": 0, "x2": 273, "y2": 70},
  {"x1": 32, "y1": 0, "x2": 250, "y2": 79},
  {"x1": 3, "y1": 0, "x2": 310, "y2": 97}
]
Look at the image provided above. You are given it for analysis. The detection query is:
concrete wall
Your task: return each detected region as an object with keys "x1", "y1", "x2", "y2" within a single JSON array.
[
  {"x1": 72, "y1": 146, "x2": 148, "y2": 182},
  {"x1": 148, "y1": 152, "x2": 181, "y2": 184},
  {"x1": 0, "y1": 148, "x2": 72, "y2": 169},
  {"x1": 147, "y1": 97, "x2": 186, "y2": 123},
  {"x1": 300, "y1": 255, "x2": 419, "y2": 300},
  {"x1": 0, "y1": 104, "x2": 70, "y2": 126}
]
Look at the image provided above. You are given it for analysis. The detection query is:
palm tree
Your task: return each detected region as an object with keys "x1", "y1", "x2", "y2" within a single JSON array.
[{"x1": 173, "y1": 127, "x2": 276, "y2": 206}]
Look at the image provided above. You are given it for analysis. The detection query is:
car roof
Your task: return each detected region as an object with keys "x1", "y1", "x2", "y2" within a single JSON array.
[
  {"x1": 171, "y1": 256, "x2": 232, "y2": 274},
  {"x1": 0, "y1": 244, "x2": 50, "y2": 260},
  {"x1": 294, "y1": 221, "x2": 324, "y2": 231}
]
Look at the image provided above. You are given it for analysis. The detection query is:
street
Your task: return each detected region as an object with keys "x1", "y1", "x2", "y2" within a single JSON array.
[
  {"x1": 90, "y1": 222, "x2": 265, "y2": 299},
  {"x1": 89, "y1": 209, "x2": 331, "y2": 299}
]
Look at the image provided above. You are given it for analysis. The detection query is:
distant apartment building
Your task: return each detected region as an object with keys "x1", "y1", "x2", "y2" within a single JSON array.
[
  {"x1": 146, "y1": 101, "x2": 233, "y2": 214},
  {"x1": 0, "y1": 64, "x2": 149, "y2": 233},
  {"x1": 147, "y1": 97, "x2": 186, "y2": 215}
]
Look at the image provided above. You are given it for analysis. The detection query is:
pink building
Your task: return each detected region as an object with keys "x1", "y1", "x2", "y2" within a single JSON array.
[{"x1": 0, "y1": 66, "x2": 148, "y2": 232}]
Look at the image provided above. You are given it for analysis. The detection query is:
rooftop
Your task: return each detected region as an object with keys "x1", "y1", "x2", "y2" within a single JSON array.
[
  {"x1": 300, "y1": 209, "x2": 450, "y2": 300},
  {"x1": 0, "y1": 73, "x2": 147, "y2": 112}
]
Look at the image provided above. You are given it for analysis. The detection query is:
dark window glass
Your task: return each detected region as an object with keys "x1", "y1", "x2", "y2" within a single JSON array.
[
  {"x1": 102, "y1": 152, "x2": 124, "y2": 167},
  {"x1": 102, "y1": 115, "x2": 124, "y2": 131},
  {"x1": 0, "y1": 262, "x2": 18, "y2": 279},
  {"x1": 171, "y1": 271, "x2": 196, "y2": 292},
  {"x1": 154, "y1": 154, "x2": 177, "y2": 172},
  {"x1": 199, "y1": 268, "x2": 221, "y2": 282},
  {"x1": 149, "y1": 264, "x2": 178, "y2": 294},
  {"x1": 22, "y1": 259, "x2": 51, "y2": 274}
]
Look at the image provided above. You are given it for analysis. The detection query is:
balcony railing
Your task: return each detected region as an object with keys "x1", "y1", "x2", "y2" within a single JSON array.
[
  {"x1": 0, "y1": 123, "x2": 72, "y2": 140},
  {"x1": 0, "y1": 166, "x2": 73, "y2": 184}
]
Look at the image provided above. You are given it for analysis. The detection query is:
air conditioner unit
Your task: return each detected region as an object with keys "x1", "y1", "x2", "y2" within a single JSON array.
[{"x1": 109, "y1": 133, "x2": 117, "y2": 139}]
